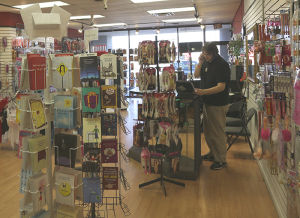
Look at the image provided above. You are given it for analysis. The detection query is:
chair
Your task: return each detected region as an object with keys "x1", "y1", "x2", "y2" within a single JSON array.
[{"x1": 225, "y1": 108, "x2": 257, "y2": 153}]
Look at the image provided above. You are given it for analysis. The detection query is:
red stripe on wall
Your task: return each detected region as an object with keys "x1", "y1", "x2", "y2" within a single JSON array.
[
  {"x1": 232, "y1": 0, "x2": 244, "y2": 34},
  {"x1": 0, "y1": 12, "x2": 23, "y2": 27}
]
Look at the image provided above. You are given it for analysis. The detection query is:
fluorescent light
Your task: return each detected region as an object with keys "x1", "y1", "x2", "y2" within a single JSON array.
[
  {"x1": 147, "y1": 7, "x2": 194, "y2": 14},
  {"x1": 70, "y1": 15, "x2": 104, "y2": 20},
  {"x1": 131, "y1": 0, "x2": 167, "y2": 3},
  {"x1": 162, "y1": 18, "x2": 197, "y2": 23},
  {"x1": 14, "y1": 1, "x2": 69, "y2": 9},
  {"x1": 93, "y1": 23, "x2": 127, "y2": 27}
]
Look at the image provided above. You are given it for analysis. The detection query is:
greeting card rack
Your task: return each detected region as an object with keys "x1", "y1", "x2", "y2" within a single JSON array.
[{"x1": 78, "y1": 53, "x2": 131, "y2": 218}]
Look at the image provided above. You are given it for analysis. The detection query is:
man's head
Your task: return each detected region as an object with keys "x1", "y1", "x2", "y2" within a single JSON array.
[{"x1": 202, "y1": 42, "x2": 218, "y2": 62}]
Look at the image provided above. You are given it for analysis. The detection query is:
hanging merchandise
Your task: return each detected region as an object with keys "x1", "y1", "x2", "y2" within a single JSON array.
[
  {"x1": 50, "y1": 54, "x2": 74, "y2": 89},
  {"x1": 138, "y1": 41, "x2": 156, "y2": 65},
  {"x1": 280, "y1": 13, "x2": 290, "y2": 36},
  {"x1": 133, "y1": 122, "x2": 144, "y2": 147},
  {"x1": 2, "y1": 37, "x2": 7, "y2": 52},
  {"x1": 293, "y1": 68, "x2": 300, "y2": 125},
  {"x1": 157, "y1": 121, "x2": 172, "y2": 146},
  {"x1": 161, "y1": 65, "x2": 176, "y2": 91},
  {"x1": 137, "y1": 67, "x2": 156, "y2": 91},
  {"x1": 159, "y1": 40, "x2": 171, "y2": 63},
  {"x1": 141, "y1": 147, "x2": 151, "y2": 175},
  {"x1": 260, "y1": 117, "x2": 271, "y2": 159},
  {"x1": 282, "y1": 44, "x2": 291, "y2": 67},
  {"x1": 171, "y1": 42, "x2": 176, "y2": 63}
]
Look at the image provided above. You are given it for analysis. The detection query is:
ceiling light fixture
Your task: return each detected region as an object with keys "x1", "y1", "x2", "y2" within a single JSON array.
[
  {"x1": 197, "y1": 17, "x2": 203, "y2": 23},
  {"x1": 131, "y1": 0, "x2": 167, "y2": 3},
  {"x1": 70, "y1": 15, "x2": 104, "y2": 20},
  {"x1": 135, "y1": 30, "x2": 139, "y2": 35},
  {"x1": 147, "y1": 7, "x2": 194, "y2": 14},
  {"x1": 162, "y1": 18, "x2": 197, "y2": 23},
  {"x1": 93, "y1": 23, "x2": 127, "y2": 27},
  {"x1": 14, "y1": 1, "x2": 69, "y2": 9}
]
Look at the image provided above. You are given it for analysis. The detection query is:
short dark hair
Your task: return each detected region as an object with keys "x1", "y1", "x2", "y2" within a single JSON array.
[{"x1": 202, "y1": 42, "x2": 218, "y2": 56}]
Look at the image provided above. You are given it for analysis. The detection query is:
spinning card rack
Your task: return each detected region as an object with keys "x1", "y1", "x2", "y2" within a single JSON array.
[{"x1": 137, "y1": 36, "x2": 186, "y2": 195}]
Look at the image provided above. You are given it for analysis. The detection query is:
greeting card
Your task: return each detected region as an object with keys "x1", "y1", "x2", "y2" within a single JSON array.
[
  {"x1": 101, "y1": 85, "x2": 117, "y2": 108},
  {"x1": 51, "y1": 54, "x2": 73, "y2": 89},
  {"x1": 80, "y1": 56, "x2": 99, "y2": 87},
  {"x1": 28, "y1": 173, "x2": 49, "y2": 214},
  {"x1": 28, "y1": 135, "x2": 48, "y2": 173},
  {"x1": 29, "y1": 99, "x2": 47, "y2": 130},
  {"x1": 103, "y1": 167, "x2": 118, "y2": 190},
  {"x1": 82, "y1": 87, "x2": 101, "y2": 112},
  {"x1": 27, "y1": 54, "x2": 46, "y2": 90},
  {"x1": 54, "y1": 95, "x2": 77, "y2": 129},
  {"x1": 54, "y1": 134, "x2": 78, "y2": 168},
  {"x1": 83, "y1": 118, "x2": 101, "y2": 143},
  {"x1": 100, "y1": 54, "x2": 117, "y2": 79},
  {"x1": 101, "y1": 139, "x2": 118, "y2": 163},
  {"x1": 101, "y1": 113, "x2": 117, "y2": 136},
  {"x1": 83, "y1": 177, "x2": 102, "y2": 203}
]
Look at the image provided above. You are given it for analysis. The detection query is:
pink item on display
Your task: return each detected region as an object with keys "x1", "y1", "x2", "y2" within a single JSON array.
[
  {"x1": 2, "y1": 37, "x2": 7, "y2": 51},
  {"x1": 293, "y1": 68, "x2": 300, "y2": 125},
  {"x1": 141, "y1": 147, "x2": 151, "y2": 175},
  {"x1": 282, "y1": 116, "x2": 291, "y2": 142}
]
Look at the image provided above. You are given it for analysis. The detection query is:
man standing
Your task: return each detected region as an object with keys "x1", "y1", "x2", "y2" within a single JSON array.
[{"x1": 194, "y1": 42, "x2": 230, "y2": 170}]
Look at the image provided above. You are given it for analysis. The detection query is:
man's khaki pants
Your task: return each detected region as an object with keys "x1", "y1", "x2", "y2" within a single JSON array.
[{"x1": 203, "y1": 104, "x2": 229, "y2": 163}]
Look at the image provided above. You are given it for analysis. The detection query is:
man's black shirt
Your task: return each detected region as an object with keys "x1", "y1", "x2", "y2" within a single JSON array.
[{"x1": 200, "y1": 54, "x2": 230, "y2": 106}]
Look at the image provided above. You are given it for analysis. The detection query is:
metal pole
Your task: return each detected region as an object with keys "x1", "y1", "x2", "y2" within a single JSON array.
[
  {"x1": 177, "y1": 27, "x2": 180, "y2": 67},
  {"x1": 128, "y1": 30, "x2": 131, "y2": 89},
  {"x1": 155, "y1": 35, "x2": 160, "y2": 92}
]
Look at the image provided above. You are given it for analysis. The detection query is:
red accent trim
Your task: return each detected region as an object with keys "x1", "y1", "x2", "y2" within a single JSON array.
[
  {"x1": 0, "y1": 12, "x2": 23, "y2": 27},
  {"x1": 232, "y1": 0, "x2": 244, "y2": 34},
  {"x1": 67, "y1": 28, "x2": 84, "y2": 39}
]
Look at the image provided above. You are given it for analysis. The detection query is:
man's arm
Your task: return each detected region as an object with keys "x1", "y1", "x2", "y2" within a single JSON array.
[
  {"x1": 194, "y1": 82, "x2": 225, "y2": 96},
  {"x1": 194, "y1": 54, "x2": 205, "y2": 78}
]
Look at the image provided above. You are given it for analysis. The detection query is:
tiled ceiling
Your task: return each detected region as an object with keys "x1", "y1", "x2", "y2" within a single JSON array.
[{"x1": 0, "y1": 0, "x2": 241, "y2": 30}]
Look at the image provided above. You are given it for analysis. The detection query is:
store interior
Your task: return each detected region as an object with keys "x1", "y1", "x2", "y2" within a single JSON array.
[{"x1": 0, "y1": 0, "x2": 299, "y2": 217}]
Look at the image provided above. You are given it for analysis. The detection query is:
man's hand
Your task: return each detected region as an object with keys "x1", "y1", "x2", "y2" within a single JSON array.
[
  {"x1": 198, "y1": 53, "x2": 205, "y2": 64},
  {"x1": 194, "y1": 88, "x2": 206, "y2": 96},
  {"x1": 194, "y1": 54, "x2": 205, "y2": 78}
]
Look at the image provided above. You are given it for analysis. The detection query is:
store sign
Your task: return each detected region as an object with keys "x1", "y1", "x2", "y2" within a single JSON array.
[{"x1": 84, "y1": 28, "x2": 98, "y2": 42}]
